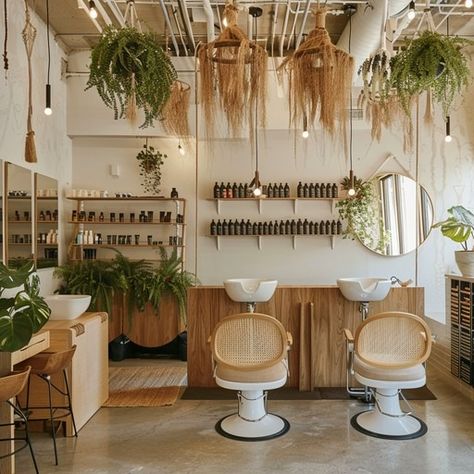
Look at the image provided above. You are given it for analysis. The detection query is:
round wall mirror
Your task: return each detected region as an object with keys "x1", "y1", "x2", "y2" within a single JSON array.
[{"x1": 360, "y1": 173, "x2": 434, "y2": 256}]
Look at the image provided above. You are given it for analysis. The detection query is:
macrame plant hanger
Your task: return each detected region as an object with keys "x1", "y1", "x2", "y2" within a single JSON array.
[
  {"x1": 123, "y1": 0, "x2": 142, "y2": 123},
  {"x1": 22, "y1": 0, "x2": 37, "y2": 163}
]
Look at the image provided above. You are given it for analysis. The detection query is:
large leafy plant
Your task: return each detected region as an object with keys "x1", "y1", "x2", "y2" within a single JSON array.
[
  {"x1": 336, "y1": 176, "x2": 390, "y2": 253},
  {"x1": 55, "y1": 260, "x2": 128, "y2": 316},
  {"x1": 0, "y1": 262, "x2": 50, "y2": 352},
  {"x1": 433, "y1": 205, "x2": 474, "y2": 251},
  {"x1": 86, "y1": 26, "x2": 177, "y2": 128},
  {"x1": 390, "y1": 31, "x2": 471, "y2": 116}
]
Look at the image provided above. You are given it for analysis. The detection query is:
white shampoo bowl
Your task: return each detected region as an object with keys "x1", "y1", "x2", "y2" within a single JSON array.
[
  {"x1": 337, "y1": 278, "x2": 392, "y2": 302},
  {"x1": 45, "y1": 295, "x2": 91, "y2": 320},
  {"x1": 224, "y1": 279, "x2": 278, "y2": 303}
]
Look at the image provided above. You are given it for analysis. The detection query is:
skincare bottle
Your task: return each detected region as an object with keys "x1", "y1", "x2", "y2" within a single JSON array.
[
  {"x1": 238, "y1": 183, "x2": 245, "y2": 198},
  {"x1": 222, "y1": 220, "x2": 228, "y2": 235},
  {"x1": 119, "y1": 213, "x2": 125, "y2": 223},
  {"x1": 130, "y1": 213, "x2": 135, "y2": 223},
  {"x1": 303, "y1": 219, "x2": 309, "y2": 235},
  {"x1": 309, "y1": 183, "x2": 315, "y2": 198},
  {"x1": 72, "y1": 210, "x2": 77, "y2": 222},
  {"x1": 297, "y1": 219, "x2": 303, "y2": 235},
  {"x1": 135, "y1": 235, "x2": 140, "y2": 245},
  {"x1": 213, "y1": 182, "x2": 220, "y2": 198},
  {"x1": 229, "y1": 220, "x2": 235, "y2": 235},
  {"x1": 274, "y1": 221, "x2": 279, "y2": 235},
  {"x1": 284, "y1": 183, "x2": 290, "y2": 198},
  {"x1": 210, "y1": 220, "x2": 217, "y2": 235},
  {"x1": 171, "y1": 188, "x2": 179, "y2": 198},
  {"x1": 263, "y1": 222, "x2": 268, "y2": 235},
  {"x1": 291, "y1": 219, "x2": 297, "y2": 235},
  {"x1": 110, "y1": 212, "x2": 116, "y2": 223},
  {"x1": 219, "y1": 182, "x2": 226, "y2": 198},
  {"x1": 257, "y1": 222, "x2": 263, "y2": 235},
  {"x1": 324, "y1": 183, "x2": 330, "y2": 198},
  {"x1": 99, "y1": 212, "x2": 104, "y2": 222},
  {"x1": 217, "y1": 220, "x2": 222, "y2": 235},
  {"x1": 325, "y1": 220, "x2": 331, "y2": 234},
  {"x1": 252, "y1": 222, "x2": 258, "y2": 235},
  {"x1": 267, "y1": 183, "x2": 273, "y2": 198},
  {"x1": 320, "y1": 183, "x2": 325, "y2": 197},
  {"x1": 320, "y1": 220, "x2": 325, "y2": 235},
  {"x1": 331, "y1": 220, "x2": 336, "y2": 235},
  {"x1": 240, "y1": 220, "x2": 246, "y2": 235},
  {"x1": 309, "y1": 221, "x2": 314, "y2": 234},
  {"x1": 279, "y1": 220, "x2": 285, "y2": 235},
  {"x1": 303, "y1": 183, "x2": 309, "y2": 198},
  {"x1": 278, "y1": 183, "x2": 284, "y2": 198},
  {"x1": 232, "y1": 183, "x2": 238, "y2": 198},
  {"x1": 244, "y1": 183, "x2": 249, "y2": 198},
  {"x1": 268, "y1": 222, "x2": 273, "y2": 235},
  {"x1": 315, "y1": 183, "x2": 320, "y2": 198},
  {"x1": 285, "y1": 220, "x2": 291, "y2": 235},
  {"x1": 332, "y1": 183, "x2": 338, "y2": 198},
  {"x1": 297, "y1": 182, "x2": 303, "y2": 198},
  {"x1": 234, "y1": 220, "x2": 240, "y2": 235},
  {"x1": 337, "y1": 220, "x2": 342, "y2": 235},
  {"x1": 314, "y1": 221, "x2": 319, "y2": 234},
  {"x1": 226, "y1": 183, "x2": 232, "y2": 198}
]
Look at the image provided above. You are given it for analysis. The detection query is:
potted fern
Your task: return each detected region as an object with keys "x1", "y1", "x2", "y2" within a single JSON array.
[
  {"x1": 136, "y1": 144, "x2": 167, "y2": 195},
  {"x1": 86, "y1": 26, "x2": 177, "y2": 129},
  {"x1": 390, "y1": 31, "x2": 471, "y2": 116},
  {"x1": 433, "y1": 205, "x2": 474, "y2": 277}
]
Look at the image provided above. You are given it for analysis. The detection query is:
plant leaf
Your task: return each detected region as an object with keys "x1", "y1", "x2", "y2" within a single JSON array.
[{"x1": 0, "y1": 309, "x2": 34, "y2": 352}]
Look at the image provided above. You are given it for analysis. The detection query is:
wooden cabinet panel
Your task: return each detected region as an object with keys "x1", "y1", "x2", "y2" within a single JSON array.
[{"x1": 187, "y1": 286, "x2": 424, "y2": 389}]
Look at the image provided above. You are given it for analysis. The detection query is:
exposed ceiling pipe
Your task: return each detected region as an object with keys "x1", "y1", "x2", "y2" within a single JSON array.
[
  {"x1": 336, "y1": 0, "x2": 412, "y2": 74},
  {"x1": 202, "y1": 0, "x2": 215, "y2": 42},
  {"x1": 279, "y1": 1, "x2": 291, "y2": 57},
  {"x1": 104, "y1": 0, "x2": 126, "y2": 26},
  {"x1": 295, "y1": 0, "x2": 311, "y2": 49},
  {"x1": 157, "y1": 0, "x2": 180, "y2": 55},
  {"x1": 92, "y1": 0, "x2": 113, "y2": 25},
  {"x1": 287, "y1": 2, "x2": 302, "y2": 51},
  {"x1": 177, "y1": 0, "x2": 196, "y2": 52},
  {"x1": 270, "y1": 3, "x2": 279, "y2": 56},
  {"x1": 170, "y1": 5, "x2": 189, "y2": 55}
]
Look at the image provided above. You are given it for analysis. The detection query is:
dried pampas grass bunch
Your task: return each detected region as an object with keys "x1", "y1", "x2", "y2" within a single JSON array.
[
  {"x1": 162, "y1": 80, "x2": 191, "y2": 142},
  {"x1": 197, "y1": 3, "x2": 267, "y2": 139},
  {"x1": 278, "y1": 7, "x2": 353, "y2": 138}
]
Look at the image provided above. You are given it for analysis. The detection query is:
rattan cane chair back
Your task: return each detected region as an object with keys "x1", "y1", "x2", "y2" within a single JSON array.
[
  {"x1": 0, "y1": 366, "x2": 31, "y2": 401},
  {"x1": 211, "y1": 313, "x2": 288, "y2": 370},
  {"x1": 354, "y1": 312, "x2": 432, "y2": 369}
]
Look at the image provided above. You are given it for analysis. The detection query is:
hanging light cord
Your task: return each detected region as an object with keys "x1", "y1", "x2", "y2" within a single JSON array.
[
  {"x1": 254, "y1": 14, "x2": 259, "y2": 177},
  {"x1": 3, "y1": 0, "x2": 7, "y2": 75},
  {"x1": 46, "y1": 0, "x2": 51, "y2": 85},
  {"x1": 349, "y1": 8, "x2": 353, "y2": 176}
]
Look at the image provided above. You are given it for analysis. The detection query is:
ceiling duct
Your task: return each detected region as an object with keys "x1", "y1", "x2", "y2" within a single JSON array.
[{"x1": 336, "y1": 0, "x2": 412, "y2": 75}]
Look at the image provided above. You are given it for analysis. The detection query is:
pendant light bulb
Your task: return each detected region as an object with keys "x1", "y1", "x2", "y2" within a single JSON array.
[
  {"x1": 408, "y1": 1, "x2": 416, "y2": 20},
  {"x1": 253, "y1": 187, "x2": 262, "y2": 197},
  {"x1": 223, "y1": 16, "x2": 228, "y2": 28},
  {"x1": 178, "y1": 143, "x2": 185, "y2": 156},
  {"x1": 89, "y1": 0, "x2": 98, "y2": 19},
  {"x1": 302, "y1": 130, "x2": 309, "y2": 139},
  {"x1": 445, "y1": 116, "x2": 452, "y2": 143},
  {"x1": 44, "y1": 84, "x2": 52, "y2": 116},
  {"x1": 302, "y1": 114, "x2": 309, "y2": 138},
  {"x1": 466, "y1": 0, "x2": 473, "y2": 8},
  {"x1": 348, "y1": 169, "x2": 356, "y2": 196}
]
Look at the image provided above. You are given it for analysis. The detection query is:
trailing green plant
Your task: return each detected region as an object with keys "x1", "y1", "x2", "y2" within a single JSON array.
[
  {"x1": 336, "y1": 176, "x2": 390, "y2": 253},
  {"x1": 390, "y1": 31, "x2": 472, "y2": 116},
  {"x1": 54, "y1": 259, "x2": 128, "y2": 316},
  {"x1": 136, "y1": 144, "x2": 167, "y2": 195},
  {"x1": 0, "y1": 261, "x2": 50, "y2": 351},
  {"x1": 146, "y1": 248, "x2": 197, "y2": 324},
  {"x1": 433, "y1": 205, "x2": 474, "y2": 251},
  {"x1": 86, "y1": 26, "x2": 177, "y2": 129}
]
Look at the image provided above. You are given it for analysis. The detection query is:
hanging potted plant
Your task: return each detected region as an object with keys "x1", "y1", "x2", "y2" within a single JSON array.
[
  {"x1": 136, "y1": 144, "x2": 167, "y2": 195},
  {"x1": 433, "y1": 206, "x2": 474, "y2": 277},
  {"x1": 390, "y1": 30, "x2": 471, "y2": 116},
  {"x1": 86, "y1": 26, "x2": 177, "y2": 129}
]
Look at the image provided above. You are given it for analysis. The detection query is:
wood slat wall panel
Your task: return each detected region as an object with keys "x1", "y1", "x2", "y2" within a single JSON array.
[{"x1": 187, "y1": 286, "x2": 424, "y2": 388}]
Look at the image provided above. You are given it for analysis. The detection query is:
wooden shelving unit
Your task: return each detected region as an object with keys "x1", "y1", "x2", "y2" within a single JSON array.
[
  {"x1": 67, "y1": 196, "x2": 186, "y2": 264},
  {"x1": 448, "y1": 274, "x2": 474, "y2": 386},
  {"x1": 207, "y1": 196, "x2": 341, "y2": 214}
]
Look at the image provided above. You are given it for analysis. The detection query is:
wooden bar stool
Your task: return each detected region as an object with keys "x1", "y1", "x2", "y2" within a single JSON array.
[
  {"x1": 18, "y1": 346, "x2": 78, "y2": 466},
  {"x1": 0, "y1": 366, "x2": 39, "y2": 474}
]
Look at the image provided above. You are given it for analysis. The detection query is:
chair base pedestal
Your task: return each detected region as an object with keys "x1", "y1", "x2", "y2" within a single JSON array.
[
  {"x1": 216, "y1": 413, "x2": 290, "y2": 441},
  {"x1": 351, "y1": 410, "x2": 427, "y2": 440}
]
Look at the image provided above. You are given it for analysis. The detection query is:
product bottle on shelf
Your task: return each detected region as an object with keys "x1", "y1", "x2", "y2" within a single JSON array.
[
  {"x1": 297, "y1": 219, "x2": 303, "y2": 235},
  {"x1": 331, "y1": 220, "x2": 336, "y2": 235},
  {"x1": 232, "y1": 183, "x2": 238, "y2": 198},
  {"x1": 326, "y1": 183, "x2": 332, "y2": 198},
  {"x1": 219, "y1": 182, "x2": 226, "y2": 198},
  {"x1": 246, "y1": 219, "x2": 252, "y2": 235},
  {"x1": 214, "y1": 182, "x2": 220, "y2": 198},
  {"x1": 263, "y1": 222, "x2": 268, "y2": 235},
  {"x1": 320, "y1": 183, "x2": 326, "y2": 197},
  {"x1": 273, "y1": 221, "x2": 279, "y2": 235},
  {"x1": 303, "y1": 219, "x2": 309, "y2": 235},
  {"x1": 309, "y1": 183, "x2": 315, "y2": 198},
  {"x1": 332, "y1": 183, "x2": 338, "y2": 198},
  {"x1": 291, "y1": 220, "x2": 297, "y2": 235},
  {"x1": 238, "y1": 183, "x2": 245, "y2": 198},
  {"x1": 210, "y1": 220, "x2": 217, "y2": 235},
  {"x1": 315, "y1": 183, "x2": 320, "y2": 198},
  {"x1": 285, "y1": 220, "x2": 291, "y2": 235},
  {"x1": 297, "y1": 182, "x2": 303, "y2": 198},
  {"x1": 303, "y1": 183, "x2": 309, "y2": 198},
  {"x1": 244, "y1": 183, "x2": 249, "y2": 198},
  {"x1": 284, "y1": 183, "x2": 290, "y2": 198},
  {"x1": 233, "y1": 220, "x2": 240, "y2": 235},
  {"x1": 268, "y1": 222, "x2": 273, "y2": 235},
  {"x1": 337, "y1": 219, "x2": 342, "y2": 234},
  {"x1": 279, "y1": 220, "x2": 285, "y2": 235},
  {"x1": 319, "y1": 220, "x2": 325, "y2": 235},
  {"x1": 309, "y1": 221, "x2": 314, "y2": 234},
  {"x1": 325, "y1": 220, "x2": 331, "y2": 234},
  {"x1": 216, "y1": 220, "x2": 222, "y2": 235},
  {"x1": 252, "y1": 222, "x2": 258, "y2": 235},
  {"x1": 314, "y1": 221, "x2": 319, "y2": 234},
  {"x1": 278, "y1": 183, "x2": 284, "y2": 198},
  {"x1": 222, "y1": 219, "x2": 229, "y2": 235},
  {"x1": 267, "y1": 183, "x2": 273, "y2": 198},
  {"x1": 226, "y1": 183, "x2": 232, "y2": 198},
  {"x1": 240, "y1": 219, "x2": 246, "y2": 235},
  {"x1": 99, "y1": 212, "x2": 105, "y2": 222},
  {"x1": 171, "y1": 188, "x2": 179, "y2": 198},
  {"x1": 257, "y1": 222, "x2": 263, "y2": 235}
]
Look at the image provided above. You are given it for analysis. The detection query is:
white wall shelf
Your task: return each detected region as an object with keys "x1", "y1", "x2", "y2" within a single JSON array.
[
  {"x1": 207, "y1": 197, "x2": 341, "y2": 214},
  {"x1": 208, "y1": 234, "x2": 337, "y2": 251}
]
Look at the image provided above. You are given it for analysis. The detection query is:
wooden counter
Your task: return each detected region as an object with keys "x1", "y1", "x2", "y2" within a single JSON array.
[
  {"x1": 187, "y1": 286, "x2": 424, "y2": 389},
  {"x1": 18, "y1": 312, "x2": 108, "y2": 435}
]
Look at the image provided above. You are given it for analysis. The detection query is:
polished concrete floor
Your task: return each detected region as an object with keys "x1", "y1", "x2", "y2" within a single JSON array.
[{"x1": 17, "y1": 365, "x2": 474, "y2": 474}]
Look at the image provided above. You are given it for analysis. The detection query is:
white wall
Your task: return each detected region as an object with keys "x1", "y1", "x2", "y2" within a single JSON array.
[
  {"x1": 0, "y1": 2, "x2": 72, "y2": 294},
  {"x1": 66, "y1": 51, "x2": 474, "y2": 323}
]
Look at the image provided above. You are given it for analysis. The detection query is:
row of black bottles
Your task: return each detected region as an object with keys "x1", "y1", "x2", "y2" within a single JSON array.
[
  {"x1": 297, "y1": 182, "x2": 338, "y2": 198},
  {"x1": 213, "y1": 182, "x2": 291, "y2": 199},
  {"x1": 210, "y1": 219, "x2": 342, "y2": 236}
]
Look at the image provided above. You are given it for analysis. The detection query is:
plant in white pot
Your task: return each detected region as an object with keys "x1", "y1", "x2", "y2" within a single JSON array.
[{"x1": 433, "y1": 205, "x2": 474, "y2": 277}]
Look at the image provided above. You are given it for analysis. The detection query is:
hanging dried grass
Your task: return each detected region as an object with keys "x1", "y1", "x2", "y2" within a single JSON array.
[
  {"x1": 278, "y1": 8, "x2": 353, "y2": 138},
  {"x1": 161, "y1": 80, "x2": 191, "y2": 142},
  {"x1": 197, "y1": 3, "x2": 267, "y2": 139}
]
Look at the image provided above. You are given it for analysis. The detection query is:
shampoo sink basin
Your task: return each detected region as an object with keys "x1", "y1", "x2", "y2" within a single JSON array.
[
  {"x1": 337, "y1": 278, "x2": 391, "y2": 302},
  {"x1": 45, "y1": 295, "x2": 91, "y2": 320},
  {"x1": 224, "y1": 279, "x2": 278, "y2": 303}
]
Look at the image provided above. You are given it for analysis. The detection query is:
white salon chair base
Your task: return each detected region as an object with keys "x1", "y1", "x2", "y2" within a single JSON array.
[
  {"x1": 215, "y1": 375, "x2": 290, "y2": 441},
  {"x1": 351, "y1": 374, "x2": 427, "y2": 440}
]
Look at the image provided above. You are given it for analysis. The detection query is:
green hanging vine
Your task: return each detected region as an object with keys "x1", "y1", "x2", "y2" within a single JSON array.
[{"x1": 86, "y1": 26, "x2": 177, "y2": 129}]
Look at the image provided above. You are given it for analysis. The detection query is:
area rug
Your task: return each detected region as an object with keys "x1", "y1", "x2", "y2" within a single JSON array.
[
  {"x1": 103, "y1": 366, "x2": 187, "y2": 407},
  {"x1": 180, "y1": 386, "x2": 436, "y2": 401}
]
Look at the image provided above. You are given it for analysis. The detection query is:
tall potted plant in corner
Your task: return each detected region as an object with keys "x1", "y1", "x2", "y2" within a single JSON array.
[
  {"x1": 433, "y1": 206, "x2": 474, "y2": 277},
  {"x1": 0, "y1": 262, "x2": 50, "y2": 352}
]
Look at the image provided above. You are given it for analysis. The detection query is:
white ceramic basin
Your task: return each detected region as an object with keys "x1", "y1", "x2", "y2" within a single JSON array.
[
  {"x1": 45, "y1": 295, "x2": 91, "y2": 320},
  {"x1": 337, "y1": 278, "x2": 392, "y2": 302},
  {"x1": 224, "y1": 279, "x2": 278, "y2": 303}
]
